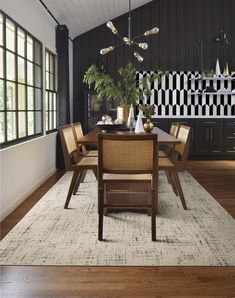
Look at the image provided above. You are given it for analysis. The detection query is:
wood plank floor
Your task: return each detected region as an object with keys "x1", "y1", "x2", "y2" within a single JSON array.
[{"x1": 1, "y1": 161, "x2": 235, "y2": 297}]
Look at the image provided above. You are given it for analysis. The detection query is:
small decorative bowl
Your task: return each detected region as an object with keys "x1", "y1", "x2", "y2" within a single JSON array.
[{"x1": 97, "y1": 124, "x2": 121, "y2": 132}]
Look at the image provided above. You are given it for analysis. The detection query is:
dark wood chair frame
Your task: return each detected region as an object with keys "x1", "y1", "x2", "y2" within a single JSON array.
[
  {"x1": 72, "y1": 122, "x2": 98, "y2": 186},
  {"x1": 160, "y1": 125, "x2": 192, "y2": 210},
  {"x1": 59, "y1": 124, "x2": 97, "y2": 209},
  {"x1": 98, "y1": 133, "x2": 159, "y2": 241}
]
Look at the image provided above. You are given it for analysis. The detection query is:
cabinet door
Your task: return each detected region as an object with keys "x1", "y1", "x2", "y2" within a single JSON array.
[
  {"x1": 195, "y1": 125, "x2": 210, "y2": 154},
  {"x1": 224, "y1": 121, "x2": 235, "y2": 155},
  {"x1": 209, "y1": 126, "x2": 223, "y2": 154}
]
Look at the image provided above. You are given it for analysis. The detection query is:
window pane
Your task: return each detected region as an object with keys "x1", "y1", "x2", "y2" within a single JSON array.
[
  {"x1": 0, "y1": 48, "x2": 3, "y2": 78},
  {"x1": 0, "y1": 14, "x2": 3, "y2": 46},
  {"x1": 45, "y1": 111, "x2": 48, "y2": 131},
  {"x1": 6, "y1": 81, "x2": 16, "y2": 110},
  {"x1": 6, "y1": 19, "x2": 15, "y2": 51},
  {"x1": 49, "y1": 55, "x2": 54, "y2": 73},
  {"x1": 18, "y1": 84, "x2": 25, "y2": 110},
  {"x1": 6, "y1": 51, "x2": 15, "y2": 81},
  {"x1": 27, "y1": 111, "x2": 34, "y2": 135},
  {"x1": 35, "y1": 88, "x2": 41, "y2": 110},
  {"x1": 46, "y1": 71, "x2": 49, "y2": 89},
  {"x1": 49, "y1": 111, "x2": 53, "y2": 130},
  {"x1": 27, "y1": 61, "x2": 33, "y2": 85},
  {"x1": 53, "y1": 93, "x2": 57, "y2": 111},
  {"x1": 35, "y1": 111, "x2": 41, "y2": 134},
  {"x1": 46, "y1": 52, "x2": 49, "y2": 71},
  {"x1": 17, "y1": 28, "x2": 25, "y2": 57},
  {"x1": 18, "y1": 111, "x2": 26, "y2": 138},
  {"x1": 34, "y1": 41, "x2": 41, "y2": 65},
  {"x1": 0, "y1": 111, "x2": 5, "y2": 143},
  {"x1": 0, "y1": 80, "x2": 4, "y2": 110},
  {"x1": 45, "y1": 92, "x2": 48, "y2": 110},
  {"x1": 27, "y1": 86, "x2": 34, "y2": 110},
  {"x1": 7, "y1": 111, "x2": 16, "y2": 140},
  {"x1": 49, "y1": 74, "x2": 54, "y2": 90},
  {"x1": 18, "y1": 57, "x2": 25, "y2": 83},
  {"x1": 49, "y1": 92, "x2": 53, "y2": 110},
  {"x1": 27, "y1": 35, "x2": 33, "y2": 61},
  {"x1": 34, "y1": 65, "x2": 41, "y2": 88},
  {"x1": 53, "y1": 111, "x2": 57, "y2": 129}
]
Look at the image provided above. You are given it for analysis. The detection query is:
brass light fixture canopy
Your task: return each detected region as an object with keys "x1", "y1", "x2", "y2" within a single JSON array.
[{"x1": 100, "y1": 0, "x2": 159, "y2": 62}]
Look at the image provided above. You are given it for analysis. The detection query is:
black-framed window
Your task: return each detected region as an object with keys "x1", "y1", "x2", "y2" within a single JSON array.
[
  {"x1": 0, "y1": 11, "x2": 43, "y2": 148},
  {"x1": 45, "y1": 49, "x2": 57, "y2": 132}
]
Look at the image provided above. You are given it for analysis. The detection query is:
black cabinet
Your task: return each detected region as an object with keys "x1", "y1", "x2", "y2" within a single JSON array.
[
  {"x1": 195, "y1": 120, "x2": 224, "y2": 156},
  {"x1": 224, "y1": 120, "x2": 235, "y2": 155},
  {"x1": 152, "y1": 117, "x2": 235, "y2": 160}
]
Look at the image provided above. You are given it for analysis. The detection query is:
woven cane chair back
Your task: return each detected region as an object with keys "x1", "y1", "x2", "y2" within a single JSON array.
[
  {"x1": 174, "y1": 125, "x2": 191, "y2": 157},
  {"x1": 99, "y1": 134, "x2": 158, "y2": 174},
  {"x1": 59, "y1": 125, "x2": 79, "y2": 170}
]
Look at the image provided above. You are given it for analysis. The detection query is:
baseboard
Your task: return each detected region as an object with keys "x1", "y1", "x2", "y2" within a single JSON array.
[{"x1": 0, "y1": 168, "x2": 57, "y2": 222}]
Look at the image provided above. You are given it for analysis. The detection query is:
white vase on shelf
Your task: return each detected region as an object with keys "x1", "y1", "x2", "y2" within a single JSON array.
[
  {"x1": 215, "y1": 59, "x2": 221, "y2": 76},
  {"x1": 135, "y1": 110, "x2": 144, "y2": 133}
]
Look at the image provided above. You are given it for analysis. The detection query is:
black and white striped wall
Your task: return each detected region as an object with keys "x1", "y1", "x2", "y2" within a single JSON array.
[{"x1": 136, "y1": 71, "x2": 235, "y2": 117}]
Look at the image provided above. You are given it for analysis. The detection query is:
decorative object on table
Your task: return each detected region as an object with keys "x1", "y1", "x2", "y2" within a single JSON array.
[
  {"x1": 139, "y1": 104, "x2": 155, "y2": 133},
  {"x1": 101, "y1": 114, "x2": 112, "y2": 123},
  {"x1": 96, "y1": 123, "x2": 121, "y2": 132},
  {"x1": 126, "y1": 104, "x2": 135, "y2": 130},
  {"x1": 99, "y1": 0, "x2": 159, "y2": 63},
  {"x1": 83, "y1": 63, "x2": 164, "y2": 124},
  {"x1": 135, "y1": 110, "x2": 144, "y2": 133},
  {"x1": 97, "y1": 115, "x2": 121, "y2": 131},
  {"x1": 215, "y1": 59, "x2": 221, "y2": 76}
]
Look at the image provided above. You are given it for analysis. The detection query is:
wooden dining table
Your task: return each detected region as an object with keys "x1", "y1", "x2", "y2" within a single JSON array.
[
  {"x1": 76, "y1": 126, "x2": 180, "y2": 213},
  {"x1": 77, "y1": 127, "x2": 181, "y2": 146}
]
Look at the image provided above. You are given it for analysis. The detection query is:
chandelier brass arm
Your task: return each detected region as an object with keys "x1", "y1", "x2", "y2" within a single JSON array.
[{"x1": 99, "y1": 0, "x2": 159, "y2": 63}]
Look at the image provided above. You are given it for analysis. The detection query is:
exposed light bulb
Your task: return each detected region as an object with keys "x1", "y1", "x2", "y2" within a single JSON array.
[
  {"x1": 100, "y1": 46, "x2": 114, "y2": 55},
  {"x1": 139, "y1": 42, "x2": 148, "y2": 50},
  {"x1": 134, "y1": 52, "x2": 144, "y2": 63},
  {"x1": 144, "y1": 27, "x2": 159, "y2": 36},
  {"x1": 123, "y1": 37, "x2": 129, "y2": 43},
  {"x1": 106, "y1": 21, "x2": 118, "y2": 34}
]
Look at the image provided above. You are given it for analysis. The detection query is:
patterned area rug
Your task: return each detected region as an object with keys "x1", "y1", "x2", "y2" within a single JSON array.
[{"x1": 1, "y1": 171, "x2": 235, "y2": 266}]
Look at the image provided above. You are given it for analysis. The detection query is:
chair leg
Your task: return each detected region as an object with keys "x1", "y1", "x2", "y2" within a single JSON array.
[
  {"x1": 73, "y1": 172, "x2": 83, "y2": 195},
  {"x1": 64, "y1": 171, "x2": 79, "y2": 209},
  {"x1": 171, "y1": 170, "x2": 187, "y2": 210},
  {"x1": 104, "y1": 182, "x2": 108, "y2": 216},
  {"x1": 165, "y1": 170, "x2": 171, "y2": 184},
  {"x1": 98, "y1": 187, "x2": 104, "y2": 241},
  {"x1": 147, "y1": 184, "x2": 151, "y2": 216},
  {"x1": 92, "y1": 168, "x2": 98, "y2": 179},
  {"x1": 168, "y1": 171, "x2": 179, "y2": 197},
  {"x1": 80, "y1": 170, "x2": 87, "y2": 183},
  {"x1": 151, "y1": 188, "x2": 156, "y2": 241}
]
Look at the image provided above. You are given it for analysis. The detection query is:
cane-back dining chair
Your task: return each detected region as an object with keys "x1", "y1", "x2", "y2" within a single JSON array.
[
  {"x1": 59, "y1": 124, "x2": 98, "y2": 209},
  {"x1": 159, "y1": 122, "x2": 180, "y2": 157},
  {"x1": 159, "y1": 125, "x2": 191, "y2": 210},
  {"x1": 73, "y1": 122, "x2": 98, "y2": 157},
  {"x1": 98, "y1": 133, "x2": 159, "y2": 241}
]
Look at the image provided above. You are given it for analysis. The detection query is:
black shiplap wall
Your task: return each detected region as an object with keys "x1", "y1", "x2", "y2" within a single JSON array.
[{"x1": 73, "y1": 0, "x2": 235, "y2": 123}]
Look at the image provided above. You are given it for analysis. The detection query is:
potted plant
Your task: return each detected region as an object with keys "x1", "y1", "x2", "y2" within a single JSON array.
[{"x1": 83, "y1": 62, "x2": 164, "y2": 123}]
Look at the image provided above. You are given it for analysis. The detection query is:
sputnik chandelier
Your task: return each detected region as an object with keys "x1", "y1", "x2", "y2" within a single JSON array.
[{"x1": 100, "y1": 0, "x2": 159, "y2": 62}]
